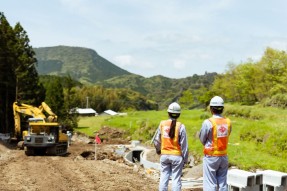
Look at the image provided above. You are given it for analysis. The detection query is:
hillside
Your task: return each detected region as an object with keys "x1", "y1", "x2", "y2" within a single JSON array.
[
  {"x1": 34, "y1": 46, "x2": 131, "y2": 83},
  {"x1": 98, "y1": 72, "x2": 217, "y2": 109}
]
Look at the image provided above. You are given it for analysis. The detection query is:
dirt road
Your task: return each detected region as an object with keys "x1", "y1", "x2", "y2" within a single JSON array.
[{"x1": 0, "y1": 141, "x2": 159, "y2": 191}]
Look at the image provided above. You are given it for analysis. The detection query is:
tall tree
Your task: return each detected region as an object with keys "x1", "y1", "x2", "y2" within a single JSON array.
[
  {"x1": 13, "y1": 23, "x2": 45, "y2": 105},
  {"x1": 45, "y1": 78, "x2": 65, "y2": 117},
  {"x1": 0, "y1": 12, "x2": 45, "y2": 133},
  {"x1": 258, "y1": 48, "x2": 287, "y2": 96},
  {"x1": 211, "y1": 47, "x2": 287, "y2": 106},
  {"x1": 0, "y1": 12, "x2": 17, "y2": 133}
]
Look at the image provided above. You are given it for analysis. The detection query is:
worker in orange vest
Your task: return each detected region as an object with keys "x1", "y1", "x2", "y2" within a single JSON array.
[
  {"x1": 199, "y1": 96, "x2": 232, "y2": 191},
  {"x1": 153, "y1": 102, "x2": 189, "y2": 191}
]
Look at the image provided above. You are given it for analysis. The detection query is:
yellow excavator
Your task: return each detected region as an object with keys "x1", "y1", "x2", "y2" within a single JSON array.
[{"x1": 13, "y1": 102, "x2": 68, "y2": 156}]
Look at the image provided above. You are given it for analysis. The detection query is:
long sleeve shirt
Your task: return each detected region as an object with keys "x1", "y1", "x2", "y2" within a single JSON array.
[{"x1": 153, "y1": 120, "x2": 189, "y2": 164}]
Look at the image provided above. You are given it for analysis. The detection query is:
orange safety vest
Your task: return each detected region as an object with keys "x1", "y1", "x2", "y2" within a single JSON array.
[
  {"x1": 204, "y1": 117, "x2": 231, "y2": 156},
  {"x1": 160, "y1": 120, "x2": 182, "y2": 156}
]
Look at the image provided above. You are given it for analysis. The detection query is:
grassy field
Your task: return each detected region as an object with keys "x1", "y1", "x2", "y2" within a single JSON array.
[{"x1": 76, "y1": 104, "x2": 287, "y2": 172}]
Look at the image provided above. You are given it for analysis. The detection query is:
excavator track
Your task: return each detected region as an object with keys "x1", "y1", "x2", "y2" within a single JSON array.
[
  {"x1": 25, "y1": 144, "x2": 68, "y2": 156},
  {"x1": 46, "y1": 144, "x2": 68, "y2": 156}
]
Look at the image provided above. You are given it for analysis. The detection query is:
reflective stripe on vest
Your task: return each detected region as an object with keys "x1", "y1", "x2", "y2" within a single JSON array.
[
  {"x1": 204, "y1": 117, "x2": 231, "y2": 156},
  {"x1": 160, "y1": 120, "x2": 182, "y2": 156}
]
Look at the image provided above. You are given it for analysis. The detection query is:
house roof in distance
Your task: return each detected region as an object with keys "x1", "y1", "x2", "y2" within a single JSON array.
[
  {"x1": 75, "y1": 108, "x2": 97, "y2": 114},
  {"x1": 104, "y1": 109, "x2": 118, "y2": 116}
]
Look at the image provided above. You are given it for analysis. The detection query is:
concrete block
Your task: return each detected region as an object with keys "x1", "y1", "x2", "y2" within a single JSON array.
[
  {"x1": 255, "y1": 172, "x2": 263, "y2": 185},
  {"x1": 228, "y1": 185, "x2": 254, "y2": 191},
  {"x1": 263, "y1": 170, "x2": 287, "y2": 186},
  {"x1": 263, "y1": 184, "x2": 287, "y2": 191},
  {"x1": 228, "y1": 169, "x2": 256, "y2": 188}
]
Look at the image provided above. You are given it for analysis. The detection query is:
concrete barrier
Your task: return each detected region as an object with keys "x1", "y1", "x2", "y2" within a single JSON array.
[
  {"x1": 227, "y1": 169, "x2": 257, "y2": 191},
  {"x1": 140, "y1": 150, "x2": 160, "y2": 170},
  {"x1": 262, "y1": 170, "x2": 287, "y2": 191},
  {"x1": 227, "y1": 169, "x2": 287, "y2": 191}
]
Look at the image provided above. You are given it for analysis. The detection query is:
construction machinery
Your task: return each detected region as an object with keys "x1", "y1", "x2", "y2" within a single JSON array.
[{"x1": 13, "y1": 102, "x2": 68, "y2": 156}]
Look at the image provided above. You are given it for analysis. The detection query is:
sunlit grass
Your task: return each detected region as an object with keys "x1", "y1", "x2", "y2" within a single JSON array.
[
  {"x1": 76, "y1": 116, "x2": 110, "y2": 136},
  {"x1": 75, "y1": 105, "x2": 287, "y2": 172}
]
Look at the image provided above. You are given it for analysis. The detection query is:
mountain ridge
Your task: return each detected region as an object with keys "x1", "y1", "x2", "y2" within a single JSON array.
[{"x1": 34, "y1": 45, "x2": 131, "y2": 84}]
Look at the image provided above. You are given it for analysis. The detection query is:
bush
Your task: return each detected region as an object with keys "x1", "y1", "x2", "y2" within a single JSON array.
[
  {"x1": 263, "y1": 94, "x2": 287, "y2": 108},
  {"x1": 224, "y1": 104, "x2": 264, "y2": 120},
  {"x1": 265, "y1": 131, "x2": 287, "y2": 157},
  {"x1": 239, "y1": 123, "x2": 271, "y2": 143}
]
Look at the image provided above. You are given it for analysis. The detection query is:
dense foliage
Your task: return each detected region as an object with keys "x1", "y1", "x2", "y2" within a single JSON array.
[
  {"x1": 40, "y1": 75, "x2": 157, "y2": 117},
  {"x1": 70, "y1": 85, "x2": 158, "y2": 112},
  {"x1": 211, "y1": 47, "x2": 287, "y2": 107},
  {"x1": 98, "y1": 72, "x2": 217, "y2": 109}
]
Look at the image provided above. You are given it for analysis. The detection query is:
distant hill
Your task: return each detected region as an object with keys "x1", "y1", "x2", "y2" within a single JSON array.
[
  {"x1": 98, "y1": 72, "x2": 217, "y2": 109},
  {"x1": 34, "y1": 46, "x2": 131, "y2": 84}
]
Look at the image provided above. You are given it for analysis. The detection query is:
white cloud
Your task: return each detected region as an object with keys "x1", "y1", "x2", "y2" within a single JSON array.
[
  {"x1": 172, "y1": 60, "x2": 186, "y2": 70},
  {"x1": 268, "y1": 41, "x2": 287, "y2": 51},
  {"x1": 113, "y1": 55, "x2": 134, "y2": 67}
]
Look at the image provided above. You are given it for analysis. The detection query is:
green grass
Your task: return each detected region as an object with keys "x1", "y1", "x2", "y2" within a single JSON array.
[
  {"x1": 75, "y1": 105, "x2": 287, "y2": 172},
  {"x1": 76, "y1": 116, "x2": 110, "y2": 136}
]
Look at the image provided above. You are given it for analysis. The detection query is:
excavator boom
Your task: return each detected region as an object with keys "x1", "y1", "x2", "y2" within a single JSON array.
[{"x1": 39, "y1": 102, "x2": 58, "y2": 122}]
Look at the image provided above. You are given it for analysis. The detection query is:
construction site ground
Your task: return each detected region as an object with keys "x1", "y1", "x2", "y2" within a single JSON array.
[{"x1": 0, "y1": 130, "x2": 203, "y2": 191}]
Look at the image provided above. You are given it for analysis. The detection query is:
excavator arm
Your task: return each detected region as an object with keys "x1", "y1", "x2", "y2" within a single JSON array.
[
  {"x1": 13, "y1": 102, "x2": 46, "y2": 138},
  {"x1": 13, "y1": 102, "x2": 46, "y2": 119},
  {"x1": 13, "y1": 104, "x2": 22, "y2": 139},
  {"x1": 39, "y1": 102, "x2": 58, "y2": 122}
]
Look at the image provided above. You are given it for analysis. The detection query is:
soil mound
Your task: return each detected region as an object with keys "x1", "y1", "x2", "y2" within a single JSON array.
[{"x1": 95, "y1": 126, "x2": 130, "y2": 144}]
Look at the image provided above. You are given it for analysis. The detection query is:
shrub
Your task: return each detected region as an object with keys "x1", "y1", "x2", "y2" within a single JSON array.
[{"x1": 263, "y1": 94, "x2": 287, "y2": 108}]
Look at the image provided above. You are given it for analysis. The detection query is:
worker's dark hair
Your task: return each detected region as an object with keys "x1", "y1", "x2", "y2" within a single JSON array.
[
  {"x1": 210, "y1": 106, "x2": 224, "y2": 114},
  {"x1": 168, "y1": 112, "x2": 180, "y2": 139}
]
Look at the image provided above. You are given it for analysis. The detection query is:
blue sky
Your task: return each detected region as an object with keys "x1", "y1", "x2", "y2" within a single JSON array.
[{"x1": 2, "y1": 0, "x2": 287, "y2": 78}]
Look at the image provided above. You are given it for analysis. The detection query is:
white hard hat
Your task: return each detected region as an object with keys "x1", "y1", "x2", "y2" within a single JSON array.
[
  {"x1": 167, "y1": 102, "x2": 181, "y2": 113},
  {"x1": 210, "y1": 96, "x2": 224, "y2": 107}
]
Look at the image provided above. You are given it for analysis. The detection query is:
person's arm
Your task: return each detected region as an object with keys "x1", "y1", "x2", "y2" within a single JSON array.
[
  {"x1": 199, "y1": 120, "x2": 211, "y2": 145},
  {"x1": 153, "y1": 125, "x2": 161, "y2": 155},
  {"x1": 179, "y1": 124, "x2": 189, "y2": 164}
]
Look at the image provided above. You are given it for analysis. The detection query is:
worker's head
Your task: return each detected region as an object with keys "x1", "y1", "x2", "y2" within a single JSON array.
[
  {"x1": 167, "y1": 102, "x2": 181, "y2": 139},
  {"x1": 167, "y1": 102, "x2": 181, "y2": 119},
  {"x1": 209, "y1": 96, "x2": 224, "y2": 114}
]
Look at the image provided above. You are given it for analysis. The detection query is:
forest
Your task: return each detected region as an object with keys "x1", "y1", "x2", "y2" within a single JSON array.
[{"x1": 211, "y1": 47, "x2": 287, "y2": 108}]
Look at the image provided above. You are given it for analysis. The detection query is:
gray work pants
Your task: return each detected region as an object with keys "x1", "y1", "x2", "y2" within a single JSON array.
[
  {"x1": 159, "y1": 155, "x2": 184, "y2": 191},
  {"x1": 203, "y1": 155, "x2": 228, "y2": 191}
]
